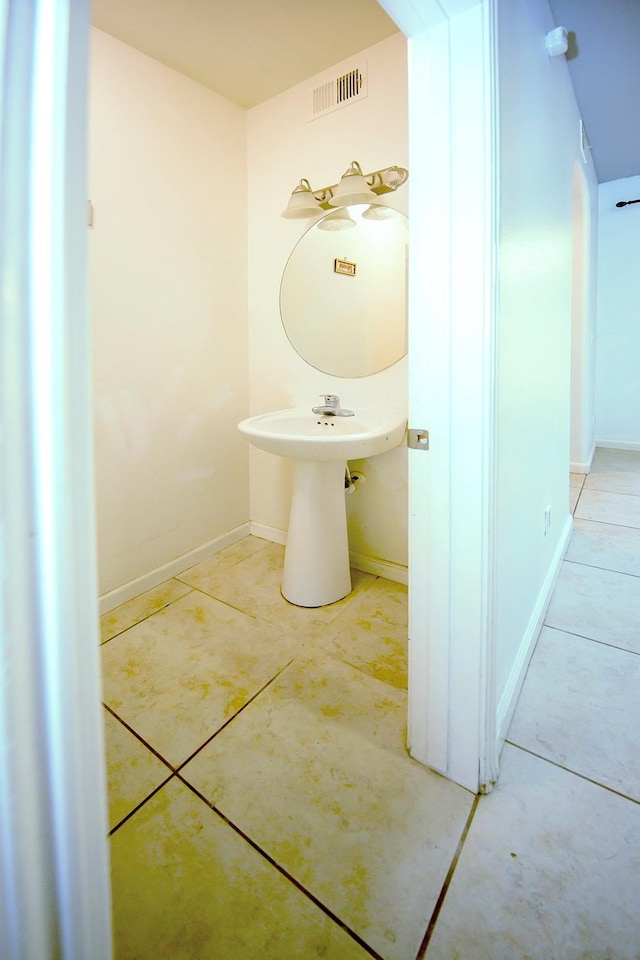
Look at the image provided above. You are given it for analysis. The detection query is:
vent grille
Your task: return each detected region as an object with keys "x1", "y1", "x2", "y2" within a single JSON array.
[
  {"x1": 308, "y1": 63, "x2": 368, "y2": 121},
  {"x1": 337, "y1": 67, "x2": 362, "y2": 104}
]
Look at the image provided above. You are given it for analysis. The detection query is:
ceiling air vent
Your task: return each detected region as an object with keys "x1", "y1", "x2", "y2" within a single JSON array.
[{"x1": 307, "y1": 63, "x2": 368, "y2": 122}]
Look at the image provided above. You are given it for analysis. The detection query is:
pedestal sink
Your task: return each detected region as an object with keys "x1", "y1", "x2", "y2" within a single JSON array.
[{"x1": 237, "y1": 406, "x2": 406, "y2": 607}]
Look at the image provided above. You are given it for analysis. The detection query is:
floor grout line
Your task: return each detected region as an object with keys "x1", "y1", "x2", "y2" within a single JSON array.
[
  {"x1": 103, "y1": 702, "x2": 176, "y2": 772},
  {"x1": 504, "y1": 741, "x2": 640, "y2": 806},
  {"x1": 541, "y1": 622, "x2": 640, "y2": 657},
  {"x1": 571, "y1": 516, "x2": 640, "y2": 534},
  {"x1": 99, "y1": 586, "x2": 196, "y2": 646},
  {"x1": 562, "y1": 557, "x2": 640, "y2": 579},
  {"x1": 175, "y1": 581, "x2": 356, "y2": 635},
  {"x1": 105, "y1": 658, "x2": 297, "y2": 834},
  {"x1": 578, "y1": 486, "x2": 640, "y2": 500},
  {"x1": 176, "y1": 775, "x2": 387, "y2": 960},
  {"x1": 560, "y1": 557, "x2": 640, "y2": 579},
  {"x1": 108, "y1": 773, "x2": 176, "y2": 836},
  {"x1": 173, "y1": 657, "x2": 296, "y2": 774},
  {"x1": 414, "y1": 794, "x2": 481, "y2": 959},
  {"x1": 175, "y1": 583, "x2": 274, "y2": 622}
]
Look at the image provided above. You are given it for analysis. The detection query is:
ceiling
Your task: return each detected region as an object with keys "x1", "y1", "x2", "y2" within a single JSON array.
[
  {"x1": 547, "y1": 0, "x2": 639, "y2": 183},
  {"x1": 90, "y1": 0, "x2": 639, "y2": 185},
  {"x1": 90, "y1": 0, "x2": 397, "y2": 110}
]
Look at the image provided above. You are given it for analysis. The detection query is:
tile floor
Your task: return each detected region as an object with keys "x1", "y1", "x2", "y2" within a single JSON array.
[{"x1": 102, "y1": 447, "x2": 640, "y2": 959}]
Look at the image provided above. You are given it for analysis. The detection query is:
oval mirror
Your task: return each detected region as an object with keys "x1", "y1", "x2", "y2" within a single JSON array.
[{"x1": 279, "y1": 204, "x2": 408, "y2": 378}]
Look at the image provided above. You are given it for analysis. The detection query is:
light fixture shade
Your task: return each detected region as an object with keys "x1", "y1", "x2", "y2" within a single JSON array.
[
  {"x1": 317, "y1": 208, "x2": 356, "y2": 231},
  {"x1": 328, "y1": 161, "x2": 378, "y2": 207},
  {"x1": 361, "y1": 203, "x2": 398, "y2": 221},
  {"x1": 281, "y1": 179, "x2": 324, "y2": 219}
]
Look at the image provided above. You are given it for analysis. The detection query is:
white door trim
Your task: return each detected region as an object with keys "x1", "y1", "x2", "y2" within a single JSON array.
[
  {"x1": 570, "y1": 159, "x2": 596, "y2": 474},
  {"x1": 380, "y1": 0, "x2": 500, "y2": 793},
  {"x1": 0, "y1": 2, "x2": 112, "y2": 957}
]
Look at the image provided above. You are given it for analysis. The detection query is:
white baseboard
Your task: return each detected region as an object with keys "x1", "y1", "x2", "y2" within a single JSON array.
[
  {"x1": 595, "y1": 439, "x2": 640, "y2": 451},
  {"x1": 348, "y1": 550, "x2": 408, "y2": 585},
  {"x1": 249, "y1": 521, "x2": 287, "y2": 546},
  {"x1": 496, "y1": 513, "x2": 573, "y2": 745},
  {"x1": 570, "y1": 440, "x2": 596, "y2": 474},
  {"x1": 99, "y1": 522, "x2": 251, "y2": 614},
  {"x1": 249, "y1": 522, "x2": 408, "y2": 585}
]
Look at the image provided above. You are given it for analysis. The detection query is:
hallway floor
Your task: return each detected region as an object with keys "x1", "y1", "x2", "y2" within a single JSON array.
[{"x1": 102, "y1": 447, "x2": 640, "y2": 959}]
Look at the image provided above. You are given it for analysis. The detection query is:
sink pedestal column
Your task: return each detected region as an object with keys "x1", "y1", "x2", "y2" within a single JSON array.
[{"x1": 281, "y1": 459, "x2": 351, "y2": 607}]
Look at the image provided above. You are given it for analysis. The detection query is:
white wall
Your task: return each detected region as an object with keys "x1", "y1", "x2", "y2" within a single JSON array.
[
  {"x1": 494, "y1": 0, "x2": 598, "y2": 720},
  {"x1": 89, "y1": 29, "x2": 250, "y2": 601},
  {"x1": 596, "y1": 176, "x2": 640, "y2": 448},
  {"x1": 246, "y1": 33, "x2": 409, "y2": 575}
]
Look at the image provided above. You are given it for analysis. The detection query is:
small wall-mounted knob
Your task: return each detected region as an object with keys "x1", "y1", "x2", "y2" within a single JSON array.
[{"x1": 545, "y1": 26, "x2": 568, "y2": 57}]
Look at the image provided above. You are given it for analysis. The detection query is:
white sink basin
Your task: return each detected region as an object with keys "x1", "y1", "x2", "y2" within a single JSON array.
[
  {"x1": 237, "y1": 405, "x2": 406, "y2": 609},
  {"x1": 237, "y1": 406, "x2": 406, "y2": 461}
]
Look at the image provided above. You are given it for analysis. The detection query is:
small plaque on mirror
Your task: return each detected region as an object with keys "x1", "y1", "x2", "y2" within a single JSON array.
[{"x1": 334, "y1": 258, "x2": 357, "y2": 277}]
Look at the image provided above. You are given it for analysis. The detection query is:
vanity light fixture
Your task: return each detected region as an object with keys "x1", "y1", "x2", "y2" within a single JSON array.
[
  {"x1": 280, "y1": 178, "x2": 326, "y2": 219},
  {"x1": 281, "y1": 160, "x2": 408, "y2": 219},
  {"x1": 328, "y1": 161, "x2": 378, "y2": 206}
]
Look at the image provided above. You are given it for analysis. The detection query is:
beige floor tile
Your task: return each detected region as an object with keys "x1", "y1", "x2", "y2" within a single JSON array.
[
  {"x1": 426, "y1": 745, "x2": 640, "y2": 960},
  {"x1": 569, "y1": 472, "x2": 585, "y2": 487},
  {"x1": 103, "y1": 708, "x2": 171, "y2": 830},
  {"x1": 575, "y1": 487, "x2": 640, "y2": 529},
  {"x1": 100, "y1": 579, "x2": 193, "y2": 644},
  {"x1": 179, "y1": 538, "x2": 376, "y2": 640},
  {"x1": 181, "y1": 657, "x2": 473, "y2": 960},
  {"x1": 508, "y1": 627, "x2": 640, "y2": 800},
  {"x1": 310, "y1": 578, "x2": 408, "y2": 689},
  {"x1": 584, "y1": 447, "x2": 640, "y2": 496},
  {"x1": 110, "y1": 778, "x2": 372, "y2": 960},
  {"x1": 567, "y1": 517, "x2": 640, "y2": 577},
  {"x1": 342, "y1": 575, "x2": 408, "y2": 627},
  {"x1": 176, "y1": 534, "x2": 271, "y2": 585},
  {"x1": 101, "y1": 591, "x2": 298, "y2": 766},
  {"x1": 544, "y1": 561, "x2": 640, "y2": 654}
]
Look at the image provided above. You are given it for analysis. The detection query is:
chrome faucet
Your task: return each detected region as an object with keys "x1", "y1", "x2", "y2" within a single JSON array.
[{"x1": 312, "y1": 394, "x2": 354, "y2": 417}]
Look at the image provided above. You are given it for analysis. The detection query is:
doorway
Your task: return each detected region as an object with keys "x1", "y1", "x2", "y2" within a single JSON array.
[
  {"x1": 0, "y1": 0, "x2": 500, "y2": 951},
  {"x1": 384, "y1": 0, "x2": 500, "y2": 792}
]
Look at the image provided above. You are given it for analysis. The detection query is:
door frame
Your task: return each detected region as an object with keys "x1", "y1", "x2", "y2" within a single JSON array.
[
  {"x1": 570, "y1": 159, "x2": 596, "y2": 473},
  {"x1": 0, "y1": 0, "x2": 500, "y2": 953},
  {"x1": 0, "y1": 2, "x2": 111, "y2": 957},
  {"x1": 381, "y1": 0, "x2": 500, "y2": 793}
]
